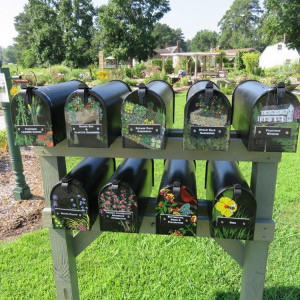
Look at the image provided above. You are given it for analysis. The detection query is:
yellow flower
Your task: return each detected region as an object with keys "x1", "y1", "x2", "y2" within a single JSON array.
[
  {"x1": 10, "y1": 86, "x2": 19, "y2": 97},
  {"x1": 215, "y1": 197, "x2": 237, "y2": 217}
]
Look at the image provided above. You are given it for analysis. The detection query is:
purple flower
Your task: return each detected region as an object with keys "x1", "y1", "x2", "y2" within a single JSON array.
[
  {"x1": 77, "y1": 195, "x2": 81, "y2": 198},
  {"x1": 70, "y1": 199, "x2": 74, "y2": 202},
  {"x1": 72, "y1": 204, "x2": 76, "y2": 207},
  {"x1": 52, "y1": 201, "x2": 58, "y2": 207},
  {"x1": 52, "y1": 194, "x2": 59, "y2": 201}
]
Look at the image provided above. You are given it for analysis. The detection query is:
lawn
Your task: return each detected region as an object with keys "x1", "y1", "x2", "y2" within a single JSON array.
[{"x1": 0, "y1": 92, "x2": 299, "y2": 299}]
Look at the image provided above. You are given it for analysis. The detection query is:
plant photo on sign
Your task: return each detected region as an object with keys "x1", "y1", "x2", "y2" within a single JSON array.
[
  {"x1": 99, "y1": 185, "x2": 138, "y2": 233},
  {"x1": 122, "y1": 101, "x2": 166, "y2": 149}
]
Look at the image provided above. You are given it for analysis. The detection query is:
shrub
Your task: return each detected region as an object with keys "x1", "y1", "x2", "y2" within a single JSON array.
[
  {"x1": 132, "y1": 63, "x2": 146, "y2": 78},
  {"x1": 123, "y1": 78, "x2": 138, "y2": 87},
  {"x1": 165, "y1": 59, "x2": 173, "y2": 74},
  {"x1": 242, "y1": 52, "x2": 261, "y2": 74},
  {"x1": 51, "y1": 65, "x2": 71, "y2": 75},
  {"x1": 152, "y1": 59, "x2": 162, "y2": 69},
  {"x1": 180, "y1": 76, "x2": 189, "y2": 86}
]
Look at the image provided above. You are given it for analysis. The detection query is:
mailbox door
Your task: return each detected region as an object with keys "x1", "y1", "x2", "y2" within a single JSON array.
[
  {"x1": 250, "y1": 93, "x2": 300, "y2": 152},
  {"x1": 99, "y1": 183, "x2": 138, "y2": 233},
  {"x1": 122, "y1": 91, "x2": 166, "y2": 149},
  {"x1": 156, "y1": 184, "x2": 198, "y2": 236},
  {"x1": 184, "y1": 91, "x2": 231, "y2": 151},
  {"x1": 65, "y1": 93, "x2": 107, "y2": 148},
  {"x1": 11, "y1": 93, "x2": 54, "y2": 147},
  {"x1": 50, "y1": 183, "x2": 91, "y2": 231},
  {"x1": 211, "y1": 187, "x2": 256, "y2": 240}
]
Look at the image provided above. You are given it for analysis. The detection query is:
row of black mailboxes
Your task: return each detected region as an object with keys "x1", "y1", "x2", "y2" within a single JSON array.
[
  {"x1": 11, "y1": 79, "x2": 300, "y2": 152},
  {"x1": 51, "y1": 158, "x2": 256, "y2": 240}
]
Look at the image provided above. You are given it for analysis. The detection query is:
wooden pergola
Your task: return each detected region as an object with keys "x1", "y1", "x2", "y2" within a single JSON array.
[{"x1": 160, "y1": 52, "x2": 222, "y2": 78}]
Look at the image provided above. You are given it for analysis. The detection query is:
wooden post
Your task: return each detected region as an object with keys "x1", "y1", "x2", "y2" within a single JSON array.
[
  {"x1": 40, "y1": 156, "x2": 80, "y2": 300},
  {"x1": 99, "y1": 51, "x2": 104, "y2": 71},
  {"x1": 240, "y1": 162, "x2": 278, "y2": 300},
  {"x1": 162, "y1": 57, "x2": 165, "y2": 72},
  {"x1": 194, "y1": 56, "x2": 198, "y2": 79}
]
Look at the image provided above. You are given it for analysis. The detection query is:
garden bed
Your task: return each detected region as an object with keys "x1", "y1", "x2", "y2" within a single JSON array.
[{"x1": 0, "y1": 147, "x2": 45, "y2": 242}]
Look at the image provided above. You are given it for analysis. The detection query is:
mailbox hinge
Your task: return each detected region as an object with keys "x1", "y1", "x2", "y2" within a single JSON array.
[
  {"x1": 77, "y1": 83, "x2": 89, "y2": 105},
  {"x1": 61, "y1": 176, "x2": 72, "y2": 194},
  {"x1": 138, "y1": 83, "x2": 147, "y2": 105},
  {"x1": 20, "y1": 83, "x2": 34, "y2": 105},
  {"x1": 204, "y1": 82, "x2": 214, "y2": 106},
  {"x1": 275, "y1": 82, "x2": 286, "y2": 105},
  {"x1": 233, "y1": 184, "x2": 242, "y2": 200},
  {"x1": 173, "y1": 181, "x2": 181, "y2": 197},
  {"x1": 111, "y1": 179, "x2": 119, "y2": 196}
]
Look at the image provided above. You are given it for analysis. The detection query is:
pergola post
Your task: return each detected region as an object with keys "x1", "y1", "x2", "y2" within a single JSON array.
[
  {"x1": 194, "y1": 55, "x2": 198, "y2": 79},
  {"x1": 203, "y1": 56, "x2": 207, "y2": 72},
  {"x1": 162, "y1": 57, "x2": 165, "y2": 72}
]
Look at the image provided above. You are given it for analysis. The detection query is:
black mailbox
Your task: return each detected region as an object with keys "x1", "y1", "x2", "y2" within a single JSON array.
[
  {"x1": 11, "y1": 80, "x2": 86, "y2": 147},
  {"x1": 98, "y1": 158, "x2": 153, "y2": 233},
  {"x1": 122, "y1": 80, "x2": 174, "y2": 149},
  {"x1": 156, "y1": 159, "x2": 198, "y2": 236},
  {"x1": 205, "y1": 161, "x2": 256, "y2": 240},
  {"x1": 232, "y1": 80, "x2": 300, "y2": 152},
  {"x1": 50, "y1": 157, "x2": 115, "y2": 230},
  {"x1": 184, "y1": 80, "x2": 231, "y2": 151},
  {"x1": 65, "y1": 80, "x2": 131, "y2": 148}
]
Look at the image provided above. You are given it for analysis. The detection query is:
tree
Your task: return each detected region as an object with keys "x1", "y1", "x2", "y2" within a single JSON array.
[
  {"x1": 14, "y1": 0, "x2": 96, "y2": 67},
  {"x1": 152, "y1": 23, "x2": 187, "y2": 51},
  {"x1": 3, "y1": 46, "x2": 19, "y2": 64},
  {"x1": 97, "y1": 0, "x2": 170, "y2": 62},
  {"x1": 0, "y1": 47, "x2": 3, "y2": 61},
  {"x1": 56, "y1": 0, "x2": 96, "y2": 67},
  {"x1": 262, "y1": 0, "x2": 300, "y2": 49},
  {"x1": 14, "y1": 0, "x2": 64, "y2": 67},
  {"x1": 190, "y1": 30, "x2": 218, "y2": 52},
  {"x1": 218, "y1": 0, "x2": 262, "y2": 49}
]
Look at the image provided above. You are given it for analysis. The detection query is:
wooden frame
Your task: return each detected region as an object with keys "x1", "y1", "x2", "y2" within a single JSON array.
[{"x1": 36, "y1": 130, "x2": 280, "y2": 300}]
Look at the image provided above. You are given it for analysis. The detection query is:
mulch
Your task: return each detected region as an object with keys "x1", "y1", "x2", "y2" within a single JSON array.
[{"x1": 0, "y1": 147, "x2": 45, "y2": 242}]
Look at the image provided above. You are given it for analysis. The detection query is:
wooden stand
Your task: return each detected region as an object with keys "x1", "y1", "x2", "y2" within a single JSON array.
[{"x1": 36, "y1": 131, "x2": 281, "y2": 300}]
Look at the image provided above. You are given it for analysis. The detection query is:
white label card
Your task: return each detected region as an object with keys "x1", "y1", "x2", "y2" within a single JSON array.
[{"x1": 0, "y1": 73, "x2": 10, "y2": 103}]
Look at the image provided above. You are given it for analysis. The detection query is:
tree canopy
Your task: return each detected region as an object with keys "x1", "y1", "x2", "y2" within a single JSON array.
[
  {"x1": 152, "y1": 23, "x2": 187, "y2": 51},
  {"x1": 14, "y1": 0, "x2": 96, "y2": 67},
  {"x1": 262, "y1": 0, "x2": 300, "y2": 49},
  {"x1": 97, "y1": 0, "x2": 170, "y2": 62},
  {"x1": 190, "y1": 30, "x2": 218, "y2": 52},
  {"x1": 218, "y1": 0, "x2": 262, "y2": 49}
]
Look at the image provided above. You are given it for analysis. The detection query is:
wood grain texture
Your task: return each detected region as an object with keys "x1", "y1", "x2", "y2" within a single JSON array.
[
  {"x1": 49, "y1": 229, "x2": 79, "y2": 300},
  {"x1": 34, "y1": 136, "x2": 282, "y2": 163},
  {"x1": 240, "y1": 162, "x2": 279, "y2": 300}
]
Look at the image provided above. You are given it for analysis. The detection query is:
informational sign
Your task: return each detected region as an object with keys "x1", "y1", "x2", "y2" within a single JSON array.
[{"x1": 0, "y1": 73, "x2": 10, "y2": 103}]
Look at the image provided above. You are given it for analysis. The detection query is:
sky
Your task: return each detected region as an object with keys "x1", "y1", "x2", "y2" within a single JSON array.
[{"x1": 0, "y1": 0, "x2": 262, "y2": 48}]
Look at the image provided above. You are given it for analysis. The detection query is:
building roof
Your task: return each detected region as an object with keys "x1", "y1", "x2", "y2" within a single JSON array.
[{"x1": 261, "y1": 104, "x2": 292, "y2": 111}]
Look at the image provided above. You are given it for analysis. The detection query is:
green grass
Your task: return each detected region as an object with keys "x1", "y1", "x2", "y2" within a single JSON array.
[{"x1": 0, "y1": 92, "x2": 300, "y2": 299}]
